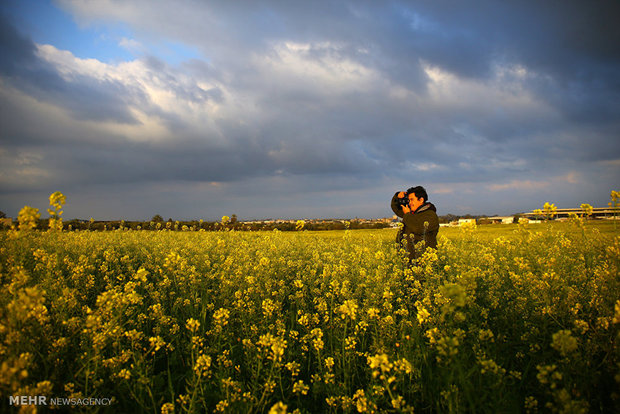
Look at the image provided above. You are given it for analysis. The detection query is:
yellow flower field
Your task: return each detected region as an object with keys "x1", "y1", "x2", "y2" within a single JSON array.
[{"x1": 1, "y1": 220, "x2": 619, "y2": 413}]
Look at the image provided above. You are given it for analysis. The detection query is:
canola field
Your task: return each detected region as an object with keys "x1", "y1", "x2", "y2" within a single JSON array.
[{"x1": 1, "y1": 221, "x2": 619, "y2": 413}]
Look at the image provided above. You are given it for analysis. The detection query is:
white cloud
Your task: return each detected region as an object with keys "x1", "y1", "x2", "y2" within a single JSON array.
[
  {"x1": 486, "y1": 179, "x2": 549, "y2": 192},
  {"x1": 33, "y1": 43, "x2": 229, "y2": 144},
  {"x1": 36, "y1": 44, "x2": 111, "y2": 80},
  {"x1": 598, "y1": 159, "x2": 620, "y2": 167},
  {"x1": 256, "y1": 41, "x2": 381, "y2": 95},
  {"x1": 118, "y1": 37, "x2": 143, "y2": 54},
  {"x1": 486, "y1": 172, "x2": 582, "y2": 192},
  {"x1": 403, "y1": 161, "x2": 444, "y2": 172},
  {"x1": 0, "y1": 149, "x2": 51, "y2": 188},
  {"x1": 422, "y1": 61, "x2": 558, "y2": 123}
]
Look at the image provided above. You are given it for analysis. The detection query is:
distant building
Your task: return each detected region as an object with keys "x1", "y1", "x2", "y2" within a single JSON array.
[
  {"x1": 485, "y1": 216, "x2": 515, "y2": 224},
  {"x1": 522, "y1": 207, "x2": 616, "y2": 220}
]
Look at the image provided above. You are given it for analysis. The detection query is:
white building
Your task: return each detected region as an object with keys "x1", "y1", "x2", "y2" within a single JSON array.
[{"x1": 486, "y1": 216, "x2": 515, "y2": 224}]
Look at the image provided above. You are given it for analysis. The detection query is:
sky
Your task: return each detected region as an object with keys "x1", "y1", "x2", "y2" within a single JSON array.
[{"x1": 1, "y1": 0, "x2": 619, "y2": 221}]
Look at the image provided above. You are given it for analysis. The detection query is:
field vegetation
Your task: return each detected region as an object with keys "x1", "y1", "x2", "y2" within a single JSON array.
[{"x1": 1, "y1": 194, "x2": 619, "y2": 413}]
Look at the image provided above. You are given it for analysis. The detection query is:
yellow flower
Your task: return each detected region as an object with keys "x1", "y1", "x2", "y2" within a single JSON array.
[
  {"x1": 268, "y1": 401, "x2": 287, "y2": 414},
  {"x1": 394, "y1": 358, "x2": 413, "y2": 374},
  {"x1": 417, "y1": 306, "x2": 431, "y2": 324},
  {"x1": 543, "y1": 202, "x2": 557, "y2": 219},
  {"x1": 149, "y1": 336, "x2": 166, "y2": 352},
  {"x1": 426, "y1": 327, "x2": 439, "y2": 344},
  {"x1": 536, "y1": 364, "x2": 562, "y2": 388},
  {"x1": 573, "y1": 319, "x2": 589, "y2": 334},
  {"x1": 161, "y1": 402, "x2": 175, "y2": 414},
  {"x1": 436, "y1": 335, "x2": 460, "y2": 360},
  {"x1": 612, "y1": 300, "x2": 620, "y2": 324},
  {"x1": 367, "y1": 307, "x2": 380, "y2": 319},
  {"x1": 353, "y1": 389, "x2": 368, "y2": 413},
  {"x1": 117, "y1": 369, "x2": 131, "y2": 380},
  {"x1": 524, "y1": 396, "x2": 538, "y2": 413},
  {"x1": 580, "y1": 203, "x2": 593, "y2": 218},
  {"x1": 326, "y1": 397, "x2": 338, "y2": 407},
  {"x1": 337, "y1": 299, "x2": 358, "y2": 321},
  {"x1": 185, "y1": 318, "x2": 200, "y2": 333},
  {"x1": 213, "y1": 308, "x2": 230, "y2": 331},
  {"x1": 460, "y1": 220, "x2": 477, "y2": 231},
  {"x1": 478, "y1": 357, "x2": 506, "y2": 375},
  {"x1": 47, "y1": 191, "x2": 66, "y2": 231},
  {"x1": 478, "y1": 329, "x2": 495, "y2": 342},
  {"x1": 257, "y1": 333, "x2": 287, "y2": 362},
  {"x1": 368, "y1": 353, "x2": 392, "y2": 378},
  {"x1": 391, "y1": 396, "x2": 405, "y2": 410},
  {"x1": 298, "y1": 313, "x2": 310, "y2": 327},
  {"x1": 285, "y1": 361, "x2": 300, "y2": 377},
  {"x1": 296, "y1": 220, "x2": 305, "y2": 231},
  {"x1": 193, "y1": 354, "x2": 212, "y2": 377},
  {"x1": 262, "y1": 298, "x2": 278, "y2": 318},
  {"x1": 18, "y1": 205, "x2": 40, "y2": 231},
  {"x1": 292, "y1": 380, "x2": 309, "y2": 395},
  {"x1": 310, "y1": 328, "x2": 324, "y2": 352},
  {"x1": 345, "y1": 336, "x2": 357, "y2": 351},
  {"x1": 551, "y1": 330, "x2": 578, "y2": 356},
  {"x1": 215, "y1": 400, "x2": 229, "y2": 412},
  {"x1": 134, "y1": 268, "x2": 149, "y2": 283}
]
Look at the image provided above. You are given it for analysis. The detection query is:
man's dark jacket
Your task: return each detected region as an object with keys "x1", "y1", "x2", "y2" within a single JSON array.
[{"x1": 391, "y1": 192, "x2": 439, "y2": 261}]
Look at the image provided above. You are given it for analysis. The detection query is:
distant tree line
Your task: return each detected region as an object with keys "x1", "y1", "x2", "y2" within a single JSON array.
[
  {"x1": 0, "y1": 214, "x2": 392, "y2": 232},
  {"x1": 0, "y1": 211, "x2": 514, "y2": 231}
]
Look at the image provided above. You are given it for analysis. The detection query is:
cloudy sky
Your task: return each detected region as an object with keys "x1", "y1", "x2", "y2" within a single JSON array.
[{"x1": 1, "y1": 0, "x2": 619, "y2": 220}]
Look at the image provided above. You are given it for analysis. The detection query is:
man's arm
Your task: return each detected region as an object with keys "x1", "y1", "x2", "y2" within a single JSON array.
[{"x1": 390, "y1": 192, "x2": 405, "y2": 218}]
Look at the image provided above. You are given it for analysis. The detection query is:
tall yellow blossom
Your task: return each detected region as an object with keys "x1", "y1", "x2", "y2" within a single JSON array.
[
  {"x1": 580, "y1": 203, "x2": 593, "y2": 219},
  {"x1": 18, "y1": 205, "x2": 40, "y2": 231},
  {"x1": 47, "y1": 191, "x2": 66, "y2": 231},
  {"x1": 543, "y1": 202, "x2": 557, "y2": 220}
]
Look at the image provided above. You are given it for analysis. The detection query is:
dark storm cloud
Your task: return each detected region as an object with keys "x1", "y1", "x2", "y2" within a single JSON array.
[
  {"x1": 401, "y1": 0, "x2": 620, "y2": 76},
  {"x1": 404, "y1": 0, "x2": 620, "y2": 123}
]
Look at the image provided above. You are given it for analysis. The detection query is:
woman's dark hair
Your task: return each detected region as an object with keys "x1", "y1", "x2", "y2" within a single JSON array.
[{"x1": 406, "y1": 186, "x2": 428, "y2": 202}]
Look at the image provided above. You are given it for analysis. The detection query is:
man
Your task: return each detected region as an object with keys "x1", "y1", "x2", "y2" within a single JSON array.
[{"x1": 390, "y1": 186, "x2": 439, "y2": 262}]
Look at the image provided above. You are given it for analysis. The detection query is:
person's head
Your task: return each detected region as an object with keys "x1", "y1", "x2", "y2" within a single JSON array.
[
  {"x1": 407, "y1": 186, "x2": 428, "y2": 202},
  {"x1": 406, "y1": 186, "x2": 428, "y2": 211}
]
